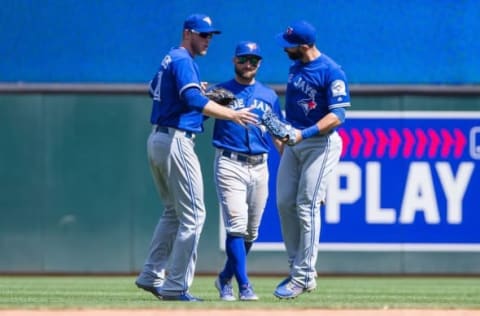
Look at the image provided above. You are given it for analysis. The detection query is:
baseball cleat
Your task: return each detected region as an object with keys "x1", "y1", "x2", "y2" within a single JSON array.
[
  {"x1": 135, "y1": 281, "x2": 161, "y2": 298},
  {"x1": 135, "y1": 271, "x2": 164, "y2": 299},
  {"x1": 214, "y1": 277, "x2": 236, "y2": 301},
  {"x1": 239, "y1": 284, "x2": 259, "y2": 301},
  {"x1": 160, "y1": 292, "x2": 203, "y2": 302},
  {"x1": 273, "y1": 280, "x2": 314, "y2": 299},
  {"x1": 135, "y1": 279, "x2": 164, "y2": 298},
  {"x1": 276, "y1": 276, "x2": 292, "y2": 288}
]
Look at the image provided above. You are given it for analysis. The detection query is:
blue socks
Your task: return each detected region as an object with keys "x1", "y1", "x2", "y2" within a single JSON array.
[{"x1": 219, "y1": 235, "x2": 252, "y2": 288}]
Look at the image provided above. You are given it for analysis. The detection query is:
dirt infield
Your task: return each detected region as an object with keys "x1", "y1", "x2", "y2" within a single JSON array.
[{"x1": 1, "y1": 310, "x2": 479, "y2": 316}]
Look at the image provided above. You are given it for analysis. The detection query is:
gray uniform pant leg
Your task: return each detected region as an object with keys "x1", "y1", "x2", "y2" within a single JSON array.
[
  {"x1": 144, "y1": 130, "x2": 206, "y2": 294},
  {"x1": 277, "y1": 131, "x2": 342, "y2": 288}
]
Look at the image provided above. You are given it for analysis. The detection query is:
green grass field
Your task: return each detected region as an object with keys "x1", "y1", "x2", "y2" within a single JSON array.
[{"x1": 0, "y1": 276, "x2": 479, "y2": 309}]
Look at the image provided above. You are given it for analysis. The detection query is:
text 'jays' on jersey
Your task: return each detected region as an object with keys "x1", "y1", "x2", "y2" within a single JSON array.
[
  {"x1": 212, "y1": 79, "x2": 283, "y2": 155},
  {"x1": 285, "y1": 53, "x2": 351, "y2": 128}
]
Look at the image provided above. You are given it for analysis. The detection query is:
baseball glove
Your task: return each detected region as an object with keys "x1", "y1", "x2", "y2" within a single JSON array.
[
  {"x1": 261, "y1": 108, "x2": 297, "y2": 146},
  {"x1": 205, "y1": 87, "x2": 236, "y2": 106}
]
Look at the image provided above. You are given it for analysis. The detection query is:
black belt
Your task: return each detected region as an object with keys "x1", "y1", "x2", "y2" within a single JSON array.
[
  {"x1": 155, "y1": 126, "x2": 194, "y2": 139},
  {"x1": 222, "y1": 150, "x2": 265, "y2": 165}
]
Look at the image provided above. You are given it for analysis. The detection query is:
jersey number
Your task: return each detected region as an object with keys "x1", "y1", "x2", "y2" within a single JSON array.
[
  {"x1": 152, "y1": 71, "x2": 163, "y2": 102},
  {"x1": 151, "y1": 55, "x2": 171, "y2": 102}
]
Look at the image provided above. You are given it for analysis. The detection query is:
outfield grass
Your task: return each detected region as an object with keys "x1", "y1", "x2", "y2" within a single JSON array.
[{"x1": 0, "y1": 276, "x2": 479, "y2": 309}]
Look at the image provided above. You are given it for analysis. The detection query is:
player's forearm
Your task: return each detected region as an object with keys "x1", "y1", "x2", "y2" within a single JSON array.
[
  {"x1": 202, "y1": 100, "x2": 236, "y2": 120},
  {"x1": 316, "y1": 112, "x2": 342, "y2": 135}
]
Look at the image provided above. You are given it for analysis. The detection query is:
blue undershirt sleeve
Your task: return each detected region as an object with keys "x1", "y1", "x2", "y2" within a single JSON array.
[
  {"x1": 182, "y1": 87, "x2": 210, "y2": 112},
  {"x1": 331, "y1": 107, "x2": 346, "y2": 123}
]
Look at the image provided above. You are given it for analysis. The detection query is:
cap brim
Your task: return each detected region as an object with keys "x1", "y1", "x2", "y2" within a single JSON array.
[
  {"x1": 275, "y1": 33, "x2": 298, "y2": 48},
  {"x1": 194, "y1": 27, "x2": 221, "y2": 34},
  {"x1": 236, "y1": 53, "x2": 262, "y2": 59}
]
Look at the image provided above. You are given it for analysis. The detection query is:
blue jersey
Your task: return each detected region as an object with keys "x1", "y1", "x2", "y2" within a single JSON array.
[
  {"x1": 149, "y1": 47, "x2": 205, "y2": 133},
  {"x1": 212, "y1": 80, "x2": 282, "y2": 155},
  {"x1": 285, "y1": 53, "x2": 351, "y2": 129}
]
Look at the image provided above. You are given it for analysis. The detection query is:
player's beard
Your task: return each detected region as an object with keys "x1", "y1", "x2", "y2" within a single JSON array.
[
  {"x1": 235, "y1": 66, "x2": 257, "y2": 82},
  {"x1": 286, "y1": 47, "x2": 303, "y2": 60}
]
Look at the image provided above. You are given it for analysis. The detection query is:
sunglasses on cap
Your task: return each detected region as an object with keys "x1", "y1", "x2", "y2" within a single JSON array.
[
  {"x1": 236, "y1": 56, "x2": 261, "y2": 67},
  {"x1": 190, "y1": 30, "x2": 213, "y2": 39}
]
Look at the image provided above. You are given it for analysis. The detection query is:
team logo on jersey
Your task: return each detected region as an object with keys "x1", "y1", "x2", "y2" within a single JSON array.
[
  {"x1": 230, "y1": 98, "x2": 267, "y2": 111},
  {"x1": 331, "y1": 80, "x2": 347, "y2": 97},
  {"x1": 298, "y1": 98, "x2": 317, "y2": 115},
  {"x1": 292, "y1": 76, "x2": 317, "y2": 98}
]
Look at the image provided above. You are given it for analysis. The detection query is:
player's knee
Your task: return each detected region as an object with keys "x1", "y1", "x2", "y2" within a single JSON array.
[{"x1": 277, "y1": 196, "x2": 294, "y2": 212}]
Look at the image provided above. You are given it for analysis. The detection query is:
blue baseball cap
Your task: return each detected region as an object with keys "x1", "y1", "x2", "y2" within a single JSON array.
[
  {"x1": 275, "y1": 20, "x2": 316, "y2": 48},
  {"x1": 235, "y1": 41, "x2": 262, "y2": 58},
  {"x1": 183, "y1": 13, "x2": 221, "y2": 34}
]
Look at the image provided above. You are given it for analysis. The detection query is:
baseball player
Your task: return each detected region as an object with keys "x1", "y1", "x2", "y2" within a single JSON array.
[
  {"x1": 211, "y1": 41, "x2": 284, "y2": 301},
  {"x1": 273, "y1": 20, "x2": 351, "y2": 299},
  {"x1": 134, "y1": 13, "x2": 258, "y2": 302}
]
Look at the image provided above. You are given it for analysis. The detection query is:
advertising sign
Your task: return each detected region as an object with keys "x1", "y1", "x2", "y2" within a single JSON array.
[{"x1": 248, "y1": 111, "x2": 480, "y2": 251}]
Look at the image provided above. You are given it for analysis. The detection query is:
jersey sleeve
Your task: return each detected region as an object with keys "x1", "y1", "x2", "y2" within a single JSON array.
[
  {"x1": 327, "y1": 67, "x2": 351, "y2": 110},
  {"x1": 172, "y1": 57, "x2": 202, "y2": 98},
  {"x1": 171, "y1": 57, "x2": 206, "y2": 111}
]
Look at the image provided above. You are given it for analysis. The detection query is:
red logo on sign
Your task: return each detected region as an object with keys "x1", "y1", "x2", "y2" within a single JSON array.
[{"x1": 338, "y1": 128, "x2": 467, "y2": 159}]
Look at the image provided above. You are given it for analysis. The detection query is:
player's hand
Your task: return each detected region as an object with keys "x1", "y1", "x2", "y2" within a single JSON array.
[
  {"x1": 233, "y1": 106, "x2": 258, "y2": 127},
  {"x1": 200, "y1": 81, "x2": 209, "y2": 92}
]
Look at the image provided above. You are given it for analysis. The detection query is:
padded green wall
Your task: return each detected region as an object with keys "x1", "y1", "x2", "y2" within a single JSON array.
[{"x1": 1, "y1": 92, "x2": 479, "y2": 274}]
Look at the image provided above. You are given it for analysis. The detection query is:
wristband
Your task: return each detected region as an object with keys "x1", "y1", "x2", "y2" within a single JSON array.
[{"x1": 301, "y1": 125, "x2": 320, "y2": 139}]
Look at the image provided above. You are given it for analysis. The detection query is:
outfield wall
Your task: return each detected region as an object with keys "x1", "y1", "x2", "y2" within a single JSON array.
[
  {"x1": 1, "y1": 85, "x2": 479, "y2": 275},
  {"x1": 2, "y1": 0, "x2": 480, "y2": 275},
  {"x1": 1, "y1": 1, "x2": 479, "y2": 84}
]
